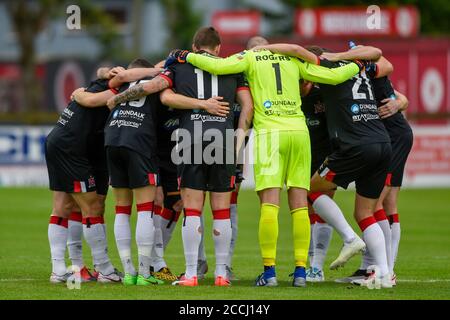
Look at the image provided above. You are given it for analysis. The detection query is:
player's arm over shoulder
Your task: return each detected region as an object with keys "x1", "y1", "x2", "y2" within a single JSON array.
[
  {"x1": 71, "y1": 81, "x2": 115, "y2": 107},
  {"x1": 186, "y1": 51, "x2": 249, "y2": 75},
  {"x1": 296, "y1": 58, "x2": 359, "y2": 85}
]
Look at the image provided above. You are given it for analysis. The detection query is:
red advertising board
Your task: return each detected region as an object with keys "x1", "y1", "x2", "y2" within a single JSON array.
[
  {"x1": 294, "y1": 6, "x2": 419, "y2": 38},
  {"x1": 212, "y1": 11, "x2": 260, "y2": 37}
]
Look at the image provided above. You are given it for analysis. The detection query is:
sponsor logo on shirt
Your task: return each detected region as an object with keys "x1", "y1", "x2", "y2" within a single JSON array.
[
  {"x1": 109, "y1": 119, "x2": 141, "y2": 128},
  {"x1": 350, "y1": 103, "x2": 380, "y2": 122},
  {"x1": 263, "y1": 100, "x2": 272, "y2": 108},
  {"x1": 190, "y1": 114, "x2": 226, "y2": 123}
]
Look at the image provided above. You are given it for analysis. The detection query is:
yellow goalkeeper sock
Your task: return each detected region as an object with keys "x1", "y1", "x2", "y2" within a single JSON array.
[
  {"x1": 291, "y1": 207, "x2": 310, "y2": 268},
  {"x1": 259, "y1": 203, "x2": 279, "y2": 266}
]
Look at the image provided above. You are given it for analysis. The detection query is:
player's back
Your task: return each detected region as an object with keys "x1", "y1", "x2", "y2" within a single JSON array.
[
  {"x1": 318, "y1": 59, "x2": 390, "y2": 150},
  {"x1": 244, "y1": 50, "x2": 307, "y2": 133}
]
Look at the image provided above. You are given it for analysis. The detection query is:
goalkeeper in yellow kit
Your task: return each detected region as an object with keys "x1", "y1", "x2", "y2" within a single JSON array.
[{"x1": 166, "y1": 37, "x2": 361, "y2": 287}]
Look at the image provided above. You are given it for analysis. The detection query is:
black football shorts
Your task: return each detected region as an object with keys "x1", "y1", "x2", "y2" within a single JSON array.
[
  {"x1": 178, "y1": 162, "x2": 236, "y2": 193},
  {"x1": 106, "y1": 146, "x2": 158, "y2": 189},
  {"x1": 318, "y1": 142, "x2": 392, "y2": 199},
  {"x1": 45, "y1": 141, "x2": 97, "y2": 193},
  {"x1": 386, "y1": 131, "x2": 413, "y2": 187},
  {"x1": 158, "y1": 155, "x2": 181, "y2": 210},
  {"x1": 311, "y1": 146, "x2": 331, "y2": 178}
]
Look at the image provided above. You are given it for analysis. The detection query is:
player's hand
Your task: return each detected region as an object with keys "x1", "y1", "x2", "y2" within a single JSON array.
[
  {"x1": 201, "y1": 96, "x2": 230, "y2": 117},
  {"x1": 378, "y1": 98, "x2": 400, "y2": 119},
  {"x1": 320, "y1": 52, "x2": 340, "y2": 61},
  {"x1": 108, "y1": 66, "x2": 126, "y2": 78},
  {"x1": 70, "y1": 87, "x2": 86, "y2": 101},
  {"x1": 155, "y1": 60, "x2": 166, "y2": 69},
  {"x1": 164, "y1": 49, "x2": 190, "y2": 68},
  {"x1": 251, "y1": 45, "x2": 268, "y2": 52},
  {"x1": 106, "y1": 97, "x2": 117, "y2": 110}
]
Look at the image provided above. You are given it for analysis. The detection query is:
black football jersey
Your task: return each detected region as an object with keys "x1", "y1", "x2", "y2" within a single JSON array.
[
  {"x1": 301, "y1": 85, "x2": 332, "y2": 154},
  {"x1": 47, "y1": 79, "x2": 110, "y2": 156},
  {"x1": 372, "y1": 76, "x2": 412, "y2": 138},
  {"x1": 162, "y1": 52, "x2": 247, "y2": 147},
  {"x1": 156, "y1": 104, "x2": 179, "y2": 160},
  {"x1": 104, "y1": 77, "x2": 160, "y2": 160},
  {"x1": 318, "y1": 59, "x2": 390, "y2": 150}
]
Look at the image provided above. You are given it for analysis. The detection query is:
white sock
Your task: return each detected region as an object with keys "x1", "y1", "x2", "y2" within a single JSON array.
[
  {"x1": 136, "y1": 203, "x2": 155, "y2": 278},
  {"x1": 378, "y1": 220, "x2": 393, "y2": 274},
  {"x1": 213, "y1": 209, "x2": 232, "y2": 278},
  {"x1": 311, "y1": 222, "x2": 333, "y2": 270},
  {"x1": 308, "y1": 221, "x2": 315, "y2": 265},
  {"x1": 67, "y1": 212, "x2": 84, "y2": 269},
  {"x1": 228, "y1": 203, "x2": 238, "y2": 267},
  {"x1": 198, "y1": 213, "x2": 207, "y2": 262},
  {"x1": 390, "y1": 214, "x2": 401, "y2": 268},
  {"x1": 83, "y1": 217, "x2": 114, "y2": 275},
  {"x1": 360, "y1": 233, "x2": 377, "y2": 270},
  {"x1": 48, "y1": 217, "x2": 68, "y2": 275},
  {"x1": 160, "y1": 208, "x2": 179, "y2": 249},
  {"x1": 312, "y1": 194, "x2": 356, "y2": 244},
  {"x1": 360, "y1": 218, "x2": 389, "y2": 277},
  {"x1": 151, "y1": 213, "x2": 166, "y2": 272},
  {"x1": 114, "y1": 206, "x2": 136, "y2": 276},
  {"x1": 182, "y1": 210, "x2": 202, "y2": 278}
]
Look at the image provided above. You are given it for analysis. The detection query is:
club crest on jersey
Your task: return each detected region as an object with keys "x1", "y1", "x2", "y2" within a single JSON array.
[
  {"x1": 351, "y1": 104, "x2": 360, "y2": 114},
  {"x1": 263, "y1": 100, "x2": 272, "y2": 108}
]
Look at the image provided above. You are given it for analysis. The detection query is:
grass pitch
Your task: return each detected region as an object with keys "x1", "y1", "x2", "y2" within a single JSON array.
[{"x1": 0, "y1": 187, "x2": 449, "y2": 300}]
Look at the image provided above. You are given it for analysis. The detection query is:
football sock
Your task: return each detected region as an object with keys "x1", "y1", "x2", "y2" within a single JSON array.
[
  {"x1": 291, "y1": 207, "x2": 310, "y2": 268},
  {"x1": 312, "y1": 220, "x2": 333, "y2": 270},
  {"x1": 48, "y1": 216, "x2": 68, "y2": 276},
  {"x1": 114, "y1": 205, "x2": 136, "y2": 276},
  {"x1": 67, "y1": 211, "x2": 84, "y2": 269},
  {"x1": 311, "y1": 193, "x2": 356, "y2": 244},
  {"x1": 150, "y1": 205, "x2": 166, "y2": 271},
  {"x1": 308, "y1": 214, "x2": 316, "y2": 265},
  {"x1": 360, "y1": 233, "x2": 377, "y2": 270},
  {"x1": 358, "y1": 216, "x2": 389, "y2": 277},
  {"x1": 198, "y1": 213, "x2": 207, "y2": 262},
  {"x1": 374, "y1": 209, "x2": 393, "y2": 274},
  {"x1": 136, "y1": 202, "x2": 155, "y2": 278},
  {"x1": 212, "y1": 209, "x2": 232, "y2": 278},
  {"x1": 182, "y1": 208, "x2": 202, "y2": 278},
  {"x1": 228, "y1": 192, "x2": 238, "y2": 267},
  {"x1": 259, "y1": 203, "x2": 279, "y2": 266},
  {"x1": 160, "y1": 208, "x2": 180, "y2": 249},
  {"x1": 389, "y1": 213, "x2": 401, "y2": 266},
  {"x1": 83, "y1": 216, "x2": 114, "y2": 275}
]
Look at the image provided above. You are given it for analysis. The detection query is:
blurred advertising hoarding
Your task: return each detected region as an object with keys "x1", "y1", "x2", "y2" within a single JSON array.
[
  {"x1": 294, "y1": 6, "x2": 419, "y2": 38},
  {"x1": 1, "y1": 125, "x2": 450, "y2": 188}
]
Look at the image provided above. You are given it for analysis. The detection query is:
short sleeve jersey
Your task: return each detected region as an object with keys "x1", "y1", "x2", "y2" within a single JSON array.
[
  {"x1": 318, "y1": 59, "x2": 390, "y2": 150},
  {"x1": 104, "y1": 77, "x2": 160, "y2": 160},
  {"x1": 47, "y1": 79, "x2": 110, "y2": 156}
]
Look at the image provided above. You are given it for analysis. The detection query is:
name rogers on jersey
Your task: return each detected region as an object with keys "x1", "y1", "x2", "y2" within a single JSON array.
[{"x1": 109, "y1": 109, "x2": 145, "y2": 128}]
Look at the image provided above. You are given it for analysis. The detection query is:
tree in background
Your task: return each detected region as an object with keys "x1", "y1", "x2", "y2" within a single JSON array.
[
  {"x1": 162, "y1": 0, "x2": 201, "y2": 50},
  {"x1": 6, "y1": 0, "x2": 121, "y2": 115},
  {"x1": 280, "y1": 0, "x2": 450, "y2": 35}
]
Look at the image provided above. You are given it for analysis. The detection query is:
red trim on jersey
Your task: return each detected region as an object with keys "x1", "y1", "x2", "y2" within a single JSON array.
[
  {"x1": 69, "y1": 211, "x2": 82, "y2": 222},
  {"x1": 213, "y1": 208, "x2": 231, "y2": 220},
  {"x1": 148, "y1": 173, "x2": 157, "y2": 186},
  {"x1": 158, "y1": 74, "x2": 173, "y2": 88},
  {"x1": 390, "y1": 213, "x2": 400, "y2": 224},
  {"x1": 136, "y1": 202, "x2": 154, "y2": 213},
  {"x1": 184, "y1": 208, "x2": 202, "y2": 217},
  {"x1": 230, "y1": 175, "x2": 236, "y2": 188},
  {"x1": 115, "y1": 205, "x2": 132, "y2": 215},
  {"x1": 236, "y1": 86, "x2": 250, "y2": 92},
  {"x1": 324, "y1": 170, "x2": 336, "y2": 182},
  {"x1": 374, "y1": 209, "x2": 388, "y2": 222},
  {"x1": 358, "y1": 216, "x2": 377, "y2": 232},
  {"x1": 82, "y1": 216, "x2": 104, "y2": 226},
  {"x1": 49, "y1": 216, "x2": 68, "y2": 228},
  {"x1": 385, "y1": 173, "x2": 392, "y2": 186},
  {"x1": 315, "y1": 55, "x2": 320, "y2": 65},
  {"x1": 308, "y1": 192, "x2": 324, "y2": 204},
  {"x1": 154, "y1": 205, "x2": 162, "y2": 216},
  {"x1": 160, "y1": 207, "x2": 174, "y2": 220},
  {"x1": 73, "y1": 181, "x2": 82, "y2": 193},
  {"x1": 230, "y1": 191, "x2": 238, "y2": 204}
]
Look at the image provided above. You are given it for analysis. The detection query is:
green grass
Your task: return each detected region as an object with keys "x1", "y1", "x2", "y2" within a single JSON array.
[{"x1": 0, "y1": 187, "x2": 449, "y2": 300}]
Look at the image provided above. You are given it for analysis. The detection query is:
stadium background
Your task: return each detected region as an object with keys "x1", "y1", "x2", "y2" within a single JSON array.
[{"x1": 0, "y1": 0, "x2": 449, "y2": 300}]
